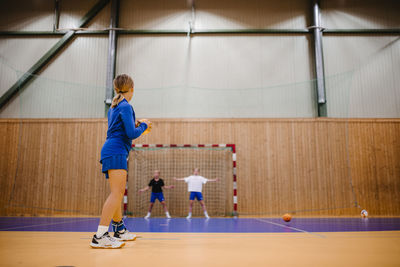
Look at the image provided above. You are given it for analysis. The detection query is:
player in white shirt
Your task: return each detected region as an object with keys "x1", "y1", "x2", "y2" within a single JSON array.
[{"x1": 174, "y1": 168, "x2": 219, "y2": 219}]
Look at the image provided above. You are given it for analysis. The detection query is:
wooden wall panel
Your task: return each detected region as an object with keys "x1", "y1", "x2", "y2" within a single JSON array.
[
  {"x1": 0, "y1": 118, "x2": 399, "y2": 216},
  {"x1": 0, "y1": 122, "x2": 20, "y2": 213},
  {"x1": 348, "y1": 121, "x2": 400, "y2": 216},
  {"x1": 0, "y1": 119, "x2": 109, "y2": 216}
]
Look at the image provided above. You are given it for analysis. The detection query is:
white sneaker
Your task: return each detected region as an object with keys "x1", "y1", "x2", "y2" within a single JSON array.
[
  {"x1": 90, "y1": 232, "x2": 125, "y2": 249},
  {"x1": 186, "y1": 214, "x2": 192, "y2": 219},
  {"x1": 205, "y1": 214, "x2": 210, "y2": 219},
  {"x1": 144, "y1": 213, "x2": 151, "y2": 219},
  {"x1": 166, "y1": 213, "x2": 171, "y2": 219},
  {"x1": 114, "y1": 229, "x2": 137, "y2": 241}
]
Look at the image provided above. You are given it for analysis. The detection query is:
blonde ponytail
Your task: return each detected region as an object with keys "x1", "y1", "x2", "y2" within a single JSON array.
[
  {"x1": 111, "y1": 74, "x2": 134, "y2": 108},
  {"x1": 111, "y1": 93, "x2": 125, "y2": 108}
]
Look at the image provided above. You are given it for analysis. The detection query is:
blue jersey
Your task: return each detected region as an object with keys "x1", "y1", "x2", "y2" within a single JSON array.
[{"x1": 100, "y1": 99, "x2": 147, "y2": 161}]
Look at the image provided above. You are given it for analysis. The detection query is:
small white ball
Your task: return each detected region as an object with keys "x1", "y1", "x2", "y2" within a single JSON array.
[{"x1": 361, "y1": 209, "x2": 368, "y2": 218}]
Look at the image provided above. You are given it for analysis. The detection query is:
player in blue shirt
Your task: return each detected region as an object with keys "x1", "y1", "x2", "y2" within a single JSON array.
[{"x1": 91, "y1": 74, "x2": 150, "y2": 249}]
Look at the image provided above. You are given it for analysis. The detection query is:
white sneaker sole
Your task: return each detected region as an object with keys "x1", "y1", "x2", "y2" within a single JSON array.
[{"x1": 90, "y1": 242, "x2": 125, "y2": 249}]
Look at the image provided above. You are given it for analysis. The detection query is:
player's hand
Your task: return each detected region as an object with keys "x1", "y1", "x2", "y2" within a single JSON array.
[
  {"x1": 170, "y1": 185, "x2": 175, "y2": 188},
  {"x1": 173, "y1": 177, "x2": 177, "y2": 180},
  {"x1": 138, "y1": 119, "x2": 152, "y2": 135},
  {"x1": 139, "y1": 119, "x2": 151, "y2": 127},
  {"x1": 215, "y1": 178, "x2": 220, "y2": 181}
]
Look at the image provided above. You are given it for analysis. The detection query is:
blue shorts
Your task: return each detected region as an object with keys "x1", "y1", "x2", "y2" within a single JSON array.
[
  {"x1": 150, "y1": 192, "x2": 165, "y2": 203},
  {"x1": 189, "y1": 192, "x2": 203, "y2": 201},
  {"x1": 101, "y1": 154, "x2": 128, "y2": 179}
]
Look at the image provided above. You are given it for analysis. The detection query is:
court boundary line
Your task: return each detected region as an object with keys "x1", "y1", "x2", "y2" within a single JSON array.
[
  {"x1": 0, "y1": 218, "x2": 98, "y2": 231},
  {"x1": 255, "y1": 218, "x2": 326, "y2": 238}
]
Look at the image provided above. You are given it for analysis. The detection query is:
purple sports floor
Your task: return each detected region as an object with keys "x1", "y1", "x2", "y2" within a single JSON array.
[{"x1": 1, "y1": 217, "x2": 399, "y2": 233}]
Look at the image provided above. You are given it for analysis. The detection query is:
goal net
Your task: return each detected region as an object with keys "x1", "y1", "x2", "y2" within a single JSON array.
[{"x1": 127, "y1": 144, "x2": 236, "y2": 217}]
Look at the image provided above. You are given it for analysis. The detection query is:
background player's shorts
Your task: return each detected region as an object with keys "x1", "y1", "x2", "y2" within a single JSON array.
[
  {"x1": 101, "y1": 154, "x2": 128, "y2": 179},
  {"x1": 189, "y1": 192, "x2": 203, "y2": 201},
  {"x1": 150, "y1": 192, "x2": 165, "y2": 203}
]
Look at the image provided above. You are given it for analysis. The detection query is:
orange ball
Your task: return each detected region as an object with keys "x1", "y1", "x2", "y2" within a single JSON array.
[{"x1": 283, "y1": 213, "x2": 292, "y2": 222}]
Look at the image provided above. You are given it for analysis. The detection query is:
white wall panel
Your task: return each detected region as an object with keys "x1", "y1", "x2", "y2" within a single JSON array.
[
  {"x1": 0, "y1": 0, "x2": 54, "y2": 31},
  {"x1": 195, "y1": 0, "x2": 309, "y2": 29},
  {"x1": 324, "y1": 36, "x2": 400, "y2": 118},
  {"x1": 0, "y1": 36, "x2": 108, "y2": 118},
  {"x1": 0, "y1": 37, "x2": 60, "y2": 95},
  {"x1": 38, "y1": 36, "x2": 108, "y2": 86},
  {"x1": 0, "y1": 0, "x2": 111, "y2": 31},
  {"x1": 321, "y1": 0, "x2": 400, "y2": 29},
  {"x1": 117, "y1": 35, "x2": 314, "y2": 118},
  {"x1": 59, "y1": 0, "x2": 110, "y2": 30},
  {"x1": 120, "y1": 0, "x2": 189, "y2": 29},
  {"x1": 120, "y1": 0, "x2": 309, "y2": 30},
  {"x1": 1, "y1": 0, "x2": 398, "y2": 119}
]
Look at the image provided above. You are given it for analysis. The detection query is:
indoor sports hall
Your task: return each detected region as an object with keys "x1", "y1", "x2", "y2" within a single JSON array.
[{"x1": 0, "y1": 0, "x2": 399, "y2": 266}]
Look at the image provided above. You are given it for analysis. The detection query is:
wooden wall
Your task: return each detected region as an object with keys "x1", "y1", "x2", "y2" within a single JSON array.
[
  {"x1": 0, "y1": 118, "x2": 399, "y2": 217},
  {"x1": 0, "y1": 119, "x2": 109, "y2": 216}
]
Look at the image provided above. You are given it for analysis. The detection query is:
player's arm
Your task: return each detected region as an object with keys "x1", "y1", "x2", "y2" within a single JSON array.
[
  {"x1": 206, "y1": 178, "x2": 219, "y2": 182},
  {"x1": 138, "y1": 186, "x2": 150, "y2": 193},
  {"x1": 120, "y1": 105, "x2": 148, "y2": 139},
  {"x1": 173, "y1": 177, "x2": 186, "y2": 181},
  {"x1": 160, "y1": 179, "x2": 174, "y2": 189},
  {"x1": 163, "y1": 185, "x2": 175, "y2": 189}
]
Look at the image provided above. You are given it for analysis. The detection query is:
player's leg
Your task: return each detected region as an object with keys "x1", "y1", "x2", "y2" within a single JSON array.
[
  {"x1": 111, "y1": 203, "x2": 137, "y2": 241},
  {"x1": 187, "y1": 192, "x2": 195, "y2": 218},
  {"x1": 199, "y1": 201, "x2": 209, "y2": 218},
  {"x1": 149, "y1": 202, "x2": 154, "y2": 212},
  {"x1": 112, "y1": 202, "x2": 123, "y2": 222},
  {"x1": 160, "y1": 201, "x2": 168, "y2": 212},
  {"x1": 145, "y1": 203, "x2": 154, "y2": 219},
  {"x1": 197, "y1": 193, "x2": 209, "y2": 218},
  {"x1": 158, "y1": 193, "x2": 170, "y2": 218},
  {"x1": 161, "y1": 198, "x2": 171, "y2": 218},
  {"x1": 99, "y1": 169, "x2": 126, "y2": 225},
  {"x1": 187, "y1": 200, "x2": 194, "y2": 219},
  {"x1": 91, "y1": 169, "x2": 126, "y2": 248},
  {"x1": 145, "y1": 193, "x2": 156, "y2": 218},
  {"x1": 106, "y1": 170, "x2": 136, "y2": 241}
]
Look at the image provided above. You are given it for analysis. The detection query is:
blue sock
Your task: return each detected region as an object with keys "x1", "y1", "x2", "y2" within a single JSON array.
[{"x1": 112, "y1": 220, "x2": 126, "y2": 233}]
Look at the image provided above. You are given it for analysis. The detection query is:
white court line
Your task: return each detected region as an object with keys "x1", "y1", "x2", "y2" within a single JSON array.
[
  {"x1": 254, "y1": 218, "x2": 326, "y2": 238},
  {"x1": 138, "y1": 237, "x2": 180, "y2": 240},
  {"x1": 0, "y1": 218, "x2": 98, "y2": 231}
]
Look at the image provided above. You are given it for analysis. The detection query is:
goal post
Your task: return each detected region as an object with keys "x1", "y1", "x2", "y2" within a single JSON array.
[{"x1": 125, "y1": 144, "x2": 238, "y2": 217}]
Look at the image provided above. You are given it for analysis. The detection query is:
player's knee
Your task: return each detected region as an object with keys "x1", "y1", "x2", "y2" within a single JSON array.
[{"x1": 111, "y1": 188, "x2": 125, "y2": 198}]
